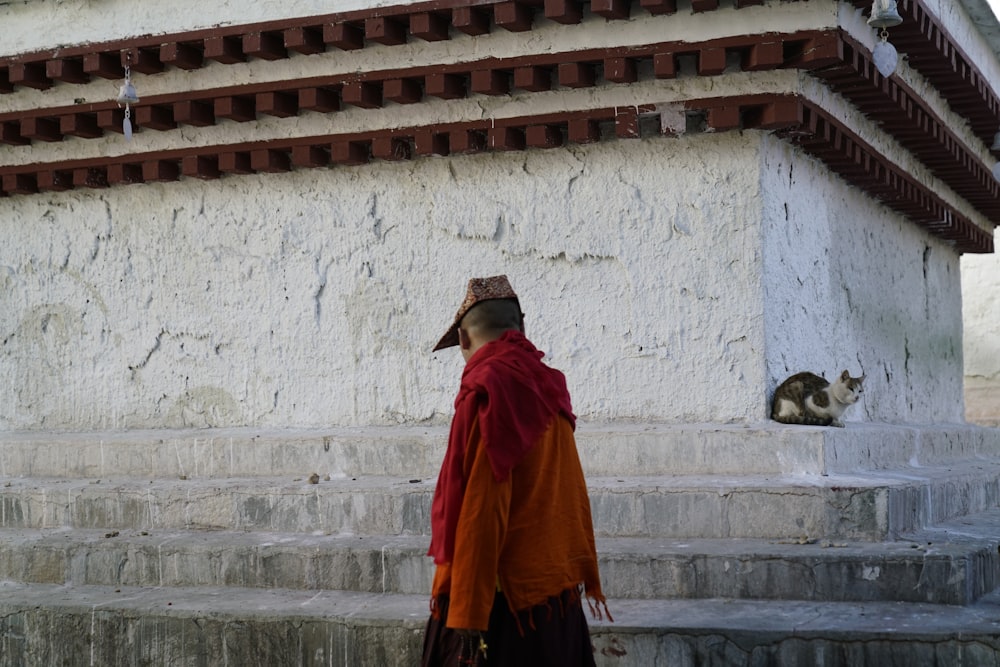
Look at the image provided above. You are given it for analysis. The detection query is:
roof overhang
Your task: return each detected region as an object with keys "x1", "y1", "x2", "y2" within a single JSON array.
[{"x1": 0, "y1": 0, "x2": 997, "y2": 253}]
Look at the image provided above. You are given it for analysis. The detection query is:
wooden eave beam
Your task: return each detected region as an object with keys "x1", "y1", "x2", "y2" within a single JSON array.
[
  {"x1": 543, "y1": 0, "x2": 582, "y2": 25},
  {"x1": 182, "y1": 155, "x2": 221, "y2": 180},
  {"x1": 9, "y1": 62, "x2": 52, "y2": 90},
  {"x1": 775, "y1": 100, "x2": 993, "y2": 254},
  {"x1": 174, "y1": 100, "x2": 216, "y2": 126},
  {"x1": 0, "y1": 30, "x2": 991, "y2": 212},
  {"x1": 366, "y1": 16, "x2": 408, "y2": 46},
  {"x1": 3, "y1": 94, "x2": 987, "y2": 252},
  {"x1": 257, "y1": 91, "x2": 299, "y2": 117},
  {"x1": 143, "y1": 159, "x2": 180, "y2": 182},
  {"x1": 808, "y1": 33, "x2": 1000, "y2": 220},
  {"x1": 84, "y1": 52, "x2": 123, "y2": 79},
  {"x1": 96, "y1": 109, "x2": 126, "y2": 134},
  {"x1": 849, "y1": 0, "x2": 1000, "y2": 146},
  {"x1": 325, "y1": 23, "x2": 365, "y2": 50},
  {"x1": 452, "y1": 6, "x2": 490, "y2": 35},
  {"x1": 0, "y1": 121, "x2": 29, "y2": 146},
  {"x1": 135, "y1": 105, "x2": 177, "y2": 131},
  {"x1": 215, "y1": 96, "x2": 256, "y2": 122},
  {"x1": 21, "y1": 117, "x2": 61, "y2": 142},
  {"x1": 244, "y1": 32, "x2": 288, "y2": 61},
  {"x1": 291, "y1": 144, "x2": 330, "y2": 168},
  {"x1": 160, "y1": 42, "x2": 204, "y2": 70},
  {"x1": 60, "y1": 113, "x2": 102, "y2": 139},
  {"x1": 2, "y1": 0, "x2": 990, "y2": 152},
  {"x1": 284, "y1": 27, "x2": 326, "y2": 55},
  {"x1": 204, "y1": 36, "x2": 246, "y2": 64},
  {"x1": 640, "y1": 0, "x2": 677, "y2": 15},
  {"x1": 0, "y1": 12, "x2": 996, "y2": 248},
  {"x1": 525, "y1": 124, "x2": 564, "y2": 148},
  {"x1": 410, "y1": 11, "x2": 452, "y2": 41},
  {"x1": 495, "y1": 2, "x2": 534, "y2": 32},
  {"x1": 46, "y1": 58, "x2": 89, "y2": 84},
  {"x1": 251, "y1": 148, "x2": 292, "y2": 172},
  {"x1": 414, "y1": 128, "x2": 450, "y2": 156},
  {"x1": 592, "y1": 0, "x2": 630, "y2": 20},
  {"x1": 372, "y1": 136, "x2": 412, "y2": 160},
  {"x1": 37, "y1": 170, "x2": 72, "y2": 192},
  {"x1": 127, "y1": 48, "x2": 164, "y2": 74},
  {"x1": 384, "y1": 78, "x2": 423, "y2": 105},
  {"x1": 426, "y1": 72, "x2": 466, "y2": 99},
  {"x1": 299, "y1": 87, "x2": 340, "y2": 113}
]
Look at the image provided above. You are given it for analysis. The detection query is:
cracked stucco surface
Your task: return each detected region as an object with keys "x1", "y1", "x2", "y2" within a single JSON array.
[
  {"x1": 0, "y1": 131, "x2": 969, "y2": 430},
  {"x1": 760, "y1": 136, "x2": 965, "y2": 424},
  {"x1": 0, "y1": 0, "x2": 985, "y2": 431},
  {"x1": 2, "y1": 135, "x2": 767, "y2": 429}
]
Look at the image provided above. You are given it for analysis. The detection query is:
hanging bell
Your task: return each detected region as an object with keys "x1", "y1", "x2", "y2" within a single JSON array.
[
  {"x1": 116, "y1": 80, "x2": 139, "y2": 106},
  {"x1": 868, "y1": 0, "x2": 903, "y2": 29}
]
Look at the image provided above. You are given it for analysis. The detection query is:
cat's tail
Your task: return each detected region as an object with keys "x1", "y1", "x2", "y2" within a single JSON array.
[{"x1": 771, "y1": 414, "x2": 834, "y2": 427}]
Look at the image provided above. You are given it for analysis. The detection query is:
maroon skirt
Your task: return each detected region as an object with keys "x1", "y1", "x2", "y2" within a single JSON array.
[{"x1": 421, "y1": 587, "x2": 597, "y2": 667}]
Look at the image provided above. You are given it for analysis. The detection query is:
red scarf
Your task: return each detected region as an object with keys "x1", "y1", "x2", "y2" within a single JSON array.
[{"x1": 428, "y1": 330, "x2": 575, "y2": 564}]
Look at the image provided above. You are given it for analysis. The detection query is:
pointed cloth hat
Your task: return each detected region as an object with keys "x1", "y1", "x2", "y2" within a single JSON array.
[{"x1": 432, "y1": 275, "x2": 521, "y2": 351}]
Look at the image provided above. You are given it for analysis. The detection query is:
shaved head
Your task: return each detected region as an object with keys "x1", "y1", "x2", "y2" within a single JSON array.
[{"x1": 459, "y1": 298, "x2": 523, "y2": 338}]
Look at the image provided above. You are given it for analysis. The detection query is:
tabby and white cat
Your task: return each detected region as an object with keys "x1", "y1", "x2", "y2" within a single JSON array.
[{"x1": 771, "y1": 370, "x2": 864, "y2": 427}]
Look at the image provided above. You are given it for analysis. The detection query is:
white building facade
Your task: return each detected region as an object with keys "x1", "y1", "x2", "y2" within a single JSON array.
[
  {"x1": 4, "y1": 3, "x2": 1000, "y2": 664},
  {"x1": 1, "y1": 0, "x2": 997, "y2": 432}
]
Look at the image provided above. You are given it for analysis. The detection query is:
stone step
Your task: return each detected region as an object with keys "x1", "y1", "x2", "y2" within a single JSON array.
[
  {"x1": 3, "y1": 423, "x2": 998, "y2": 479},
  {"x1": 0, "y1": 529, "x2": 436, "y2": 596},
  {"x1": 0, "y1": 475, "x2": 435, "y2": 535},
  {"x1": 1, "y1": 582, "x2": 998, "y2": 667},
  {"x1": 599, "y1": 525, "x2": 1000, "y2": 606},
  {"x1": 3, "y1": 464, "x2": 999, "y2": 540},
  {"x1": 1, "y1": 519, "x2": 997, "y2": 605}
]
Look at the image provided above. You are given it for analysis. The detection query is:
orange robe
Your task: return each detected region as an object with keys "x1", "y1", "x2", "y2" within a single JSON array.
[{"x1": 431, "y1": 413, "x2": 604, "y2": 631}]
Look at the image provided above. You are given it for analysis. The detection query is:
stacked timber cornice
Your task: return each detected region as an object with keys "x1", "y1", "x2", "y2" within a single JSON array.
[{"x1": 0, "y1": 0, "x2": 996, "y2": 253}]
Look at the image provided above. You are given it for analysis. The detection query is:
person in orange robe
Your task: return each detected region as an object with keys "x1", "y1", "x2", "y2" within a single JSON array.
[{"x1": 422, "y1": 275, "x2": 609, "y2": 667}]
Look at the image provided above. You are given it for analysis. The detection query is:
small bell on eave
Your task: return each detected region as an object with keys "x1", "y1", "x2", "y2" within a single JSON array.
[
  {"x1": 116, "y1": 80, "x2": 139, "y2": 106},
  {"x1": 115, "y1": 54, "x2": 140, "y2": 142},
  {"x1": 868, "y1": 0, "x2": 903, "y2": 29},
  {"x1": 868, "y1": 0, "x2": 902, "y2": 78}
]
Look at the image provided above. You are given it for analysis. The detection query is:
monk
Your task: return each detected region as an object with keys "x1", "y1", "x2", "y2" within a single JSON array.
[{"x1": 422, "y1": 275, "x2": 609, "y2": 667}]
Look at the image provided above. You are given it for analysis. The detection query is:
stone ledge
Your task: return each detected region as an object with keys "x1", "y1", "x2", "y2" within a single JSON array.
[
  {"x1": 2, "y1": 422, "x2": 999, "y2": 479},
  {"x1": 2, "y1": 521, "x2": 997, "y2": 605},
  {"x1": 2, "y1": 582, "x2": 999, "y2": 667},
  {"x1": 3, "y1": 464, "x2": 999, "y2": 540}
]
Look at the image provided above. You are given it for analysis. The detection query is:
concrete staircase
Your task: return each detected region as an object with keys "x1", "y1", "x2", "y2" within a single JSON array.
[{"x1": 2, "y1": 424, "x2": 1000, "y2": 666}]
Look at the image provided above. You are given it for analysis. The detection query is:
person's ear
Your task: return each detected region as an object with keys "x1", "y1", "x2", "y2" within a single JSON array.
[{"x1": 459, "y1": 328, "x2": 472, "y2": 350}]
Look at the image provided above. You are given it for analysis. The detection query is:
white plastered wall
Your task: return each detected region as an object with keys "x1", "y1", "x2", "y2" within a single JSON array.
[
  {"x1": 760, "y1": 136, "x2": 965, "y2": 425},
  {"x1": 0, "y1": 133, "x2": 773, "y2": 430},
  {"x1": 1, "y1": 126, "x2": 971, "y2": 431},
  {"x1": 963, "y1": 254, "x2": 1000, "y2": 426},
  {"x1": 0, "y1": 0, "x2": 990, "y2": 430}
]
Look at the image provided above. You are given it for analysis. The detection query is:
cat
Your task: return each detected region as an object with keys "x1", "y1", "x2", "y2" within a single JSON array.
[{"x1": 771, "y1": 370, "x2": 864, "y2": 427}]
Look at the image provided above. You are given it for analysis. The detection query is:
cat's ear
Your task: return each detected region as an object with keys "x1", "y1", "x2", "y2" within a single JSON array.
[{"x1": 840, "y1": 370, "x2": 850, "y2": 381}]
